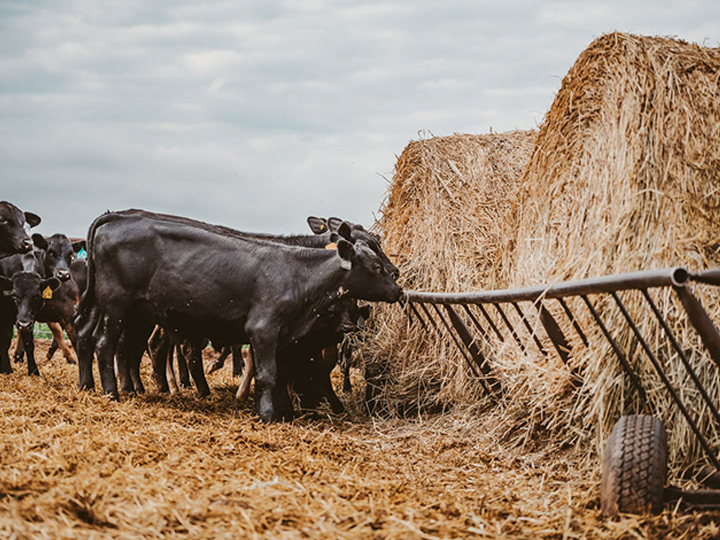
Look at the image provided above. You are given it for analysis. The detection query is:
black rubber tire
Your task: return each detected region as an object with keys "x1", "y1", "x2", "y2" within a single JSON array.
[{"x1": 600, "y1": 415, "x2": 667, "y2": 517}]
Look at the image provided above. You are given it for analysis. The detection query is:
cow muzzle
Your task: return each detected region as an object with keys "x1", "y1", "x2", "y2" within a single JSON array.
[
  {"x1": 20, "y1": 238, "x2": 34, "y2": 253},
  {"x1": 16, "y1": 320, "x2": 34, "y2": 333}
]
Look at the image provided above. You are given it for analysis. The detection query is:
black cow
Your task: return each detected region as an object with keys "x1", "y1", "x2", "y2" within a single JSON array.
[
  {"x1": 0, "y1": 202, "x2": 41, "y2": 259},
  {"x1": 12, "y1": 235, "x2": 85, "y2": 364},
  {"x1": 226, "y1": 295, "x2": 366, "y2": 415},
  {"x1": 116, "y1": 214, "x2": 397, "y2": 400},
  {"x1": 0, "y1": 252, "x2": 61, "y2": 374},
  {"x1": 74, "y1": 210, "x2": 402, "y2": 422},
  {"x1": 46, "y1": 257, "x2": 88, "y2": 362}
]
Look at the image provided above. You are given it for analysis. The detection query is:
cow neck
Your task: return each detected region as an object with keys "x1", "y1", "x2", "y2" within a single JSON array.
[{"x1": 284, "y1": 249, "x2": 349, "y2": 341}]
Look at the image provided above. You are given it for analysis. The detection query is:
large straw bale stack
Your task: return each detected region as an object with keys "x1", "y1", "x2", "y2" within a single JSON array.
[
  {"x1": 502, "y1": 32, "x2": 720, "y2": 471},
  {"x1": 363, "y1": 130, "x2": 537, "y2": 414},
  {"x1": 369, "y1": 33, "x2": 720, "y2": 473}
]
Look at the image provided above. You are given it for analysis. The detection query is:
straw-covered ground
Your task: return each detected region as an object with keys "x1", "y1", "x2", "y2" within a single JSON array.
[{"x1": 2, "y1": 341, "x2": 719, "y2": 539}]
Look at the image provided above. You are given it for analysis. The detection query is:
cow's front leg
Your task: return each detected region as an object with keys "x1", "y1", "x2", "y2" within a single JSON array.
[
  {"x1": 248, "y1": 324, "x2": 286, "y2": 423},
  {"x1": 13, "y1": 334, "x2": 24, "y2": 363},
  {"x1": 0, "y1": 323, "x2": 14, "y2": 374},
  {"x1": 19, "y1": 328, "x2": 38, "y2": 376}
]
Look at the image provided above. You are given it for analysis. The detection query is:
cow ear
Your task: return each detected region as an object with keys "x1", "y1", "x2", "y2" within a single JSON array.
[
  {"x1": 306, "y1": 216, "x2": 328, "y2": 235},
  {"x1": 73, "y1": 240, "x2": 86, "y2": 253},
  {"x1": 24, "y1": 212, "x2": 41, "y2": 228},
  {"x1": 32, "y1": 233, "x2": 47, "y2": 250},
  {"x1": 327, "y1": 217, "x2": 343, "y2": 231},
  {"x1": 0, "y1": 276, "x2": 12, "y2": 295},
  {"x1": 336, "y1": 239, "x2": 355, "y2": 270},
  {"x1": 337, "y1": 221, "x2": 353, "y2": 241},
  {"x1": 43, "y1": 277, "x2": 62, "y2": 292}
]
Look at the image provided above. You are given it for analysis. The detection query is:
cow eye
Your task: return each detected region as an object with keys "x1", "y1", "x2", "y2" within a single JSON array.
[{"x1": 372, "y1": 263, "x2": 382, "y2": 274}]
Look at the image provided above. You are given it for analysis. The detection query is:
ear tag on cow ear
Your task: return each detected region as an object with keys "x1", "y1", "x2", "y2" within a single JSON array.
[
  {"x1": 42, "y1": 286, "x2": 53, "y2": 300},
  {"x1": 78, "y1": 247, "x2": 87, "y2": 259},
  {"x1": 340, "y1": 259, "x2": 352, "y2": 270},
  {"x1": 324, "y1": 242, "x2": 337, "y2": 250}
]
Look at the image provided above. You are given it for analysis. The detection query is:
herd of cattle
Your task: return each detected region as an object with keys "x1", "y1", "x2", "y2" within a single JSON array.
[{"x1": 0, "y1": 201, "x2": 403, "y2": 422}]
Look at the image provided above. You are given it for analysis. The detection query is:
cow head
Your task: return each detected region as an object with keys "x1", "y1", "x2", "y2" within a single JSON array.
[
  {"x1": 33, "y1": 233, "x2": 85, "y2": 281},
  {"x1": 307, "y1": 216, "x2": 400, "y2": 281},
  {"x1": 0, "y1": 202, "x2": 41, "y2": 259},
  {"x1": 313, "y1": 297, "x2": 370, "y2": 336},
  {"x1": 336, "y1": 239, "x2": 402, "y2": 303},
  {"x1": 0, "y1": 272, "x2": 61, "y2": 332}
]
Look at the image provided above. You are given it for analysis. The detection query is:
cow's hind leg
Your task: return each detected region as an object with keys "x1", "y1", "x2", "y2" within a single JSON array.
[
  {"x1": 147, "y1": 326, "x2": 171, "y2": 393},
  {"x1": 176, "y1": 343, "x2": 192, "y2": 388},
  {"x1": 47, "y1": 322, "x2": 75, "y2": 363},
  {"x1": 117, "y1": 319, "x2": 154, "y2": 394},
  {"x1": 180, "y1": 338, "x2": 210, "y2": 397},
  {"x1": 75, "y1": 306, "x2": 100, "y2": 390},
  {"x1": 95, "y1": 315, "x2": 122, "y2": 400}
]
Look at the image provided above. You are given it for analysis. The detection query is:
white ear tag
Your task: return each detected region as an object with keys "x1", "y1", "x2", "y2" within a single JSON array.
[{"x1": 340, "y1": 259, "x2": 352, "y2": 270}]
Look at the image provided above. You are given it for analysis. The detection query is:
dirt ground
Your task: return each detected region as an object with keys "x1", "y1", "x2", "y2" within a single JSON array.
[{"x1": 1, "y1": 340, "x2": 719, "y2": 539}]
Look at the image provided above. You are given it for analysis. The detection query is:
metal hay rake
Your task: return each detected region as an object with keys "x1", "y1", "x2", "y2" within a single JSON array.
[{"x1": 400, "y1": 266, "x2": 720, "y2": 515}]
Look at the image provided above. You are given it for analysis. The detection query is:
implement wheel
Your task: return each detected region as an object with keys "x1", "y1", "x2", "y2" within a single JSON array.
[{"x1": 600, "y1": 415, "x2": 667, "y2": 517}]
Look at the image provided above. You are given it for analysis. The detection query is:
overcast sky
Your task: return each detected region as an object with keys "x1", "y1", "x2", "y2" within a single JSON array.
[{"x1": 2, "y1": 1, "x2": 719, "y2": 237}]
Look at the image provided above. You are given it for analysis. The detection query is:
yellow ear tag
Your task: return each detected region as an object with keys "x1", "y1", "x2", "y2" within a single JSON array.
[
  {"x1": 324, "y1": 242, "x2": 337, "y2": 250},
  {"x1": 42, "y1": 286, "x2": 53, "y2": 300}
]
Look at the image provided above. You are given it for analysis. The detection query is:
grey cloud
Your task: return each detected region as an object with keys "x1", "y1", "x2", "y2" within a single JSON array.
[{"x1": 1, "y1": 1, "x2": 719, "y2": 238}]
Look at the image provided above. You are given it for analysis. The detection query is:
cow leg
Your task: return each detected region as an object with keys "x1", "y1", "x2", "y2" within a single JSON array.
[
  {"x1": 231, "y1": 345, "x2": 243, "y2": 377},
  {"x1": 117, "y1": 320, "x2": 153, "y2": 394},
  {"x1": 0, "y1": 322, "x2": 14, "y2": 374},
  {"x1": 147, "y1": 326, "x2": 171, "y2": 393},
  {"x1": 75, "y1": 306, "x2": 100, "y2": 390},
  {"x1": 95, "y1": 315, "x2": 122, "y2": 400},
  {"x1": 13, "y1": 334, "x2": 24, "y2": 363},
  {"x1": 236, "y1": 346, "x2": 254, "y2": 401},
  {"x1": 20, "y1": 328, "x2": 39, "y2": 376},
  {"x1": 249, "y1": 325, "x2": 292, "y2": 422},
  {"x1": 181, "y1": 338, "x2": 210, "y2": 397},
  {"x1": 47, "y1": 338, "x2": 60, "y2": 361},
  {"x1": 207, "y1": 346, "x2": 230, "y2": 374},
  {"x1": 291, "y1": 364, "x2": 322, "y2": 412},
  {"x1": 320, "y1": 346, "x2": 345, "y2": 414},
  {"x1": 176, "y1": 342, "x2": 192, "y2": 388},
  {"x1": 340, "y1": 339, "x2": 353, "y2": 392},
  {"x1": 47, "y1": 322, "x2": 76, "y2": 364},
  {"x1": 166, "y1": 352, "x2": 179, "y2": 394}
]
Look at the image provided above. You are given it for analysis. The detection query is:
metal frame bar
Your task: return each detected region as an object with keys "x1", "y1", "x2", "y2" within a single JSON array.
[{"x1": 400, "y1": 266, "x2": 720, "y2": 488}]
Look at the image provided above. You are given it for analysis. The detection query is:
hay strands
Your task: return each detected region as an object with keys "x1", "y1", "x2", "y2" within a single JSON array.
[{"x1": 402, "y1": 265, "x2": 720, "y2": 507}]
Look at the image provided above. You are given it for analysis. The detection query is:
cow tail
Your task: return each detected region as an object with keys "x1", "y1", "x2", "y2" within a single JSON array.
[{"x1": 75, "y1": 211, "x2": 117, "y2": 320}]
